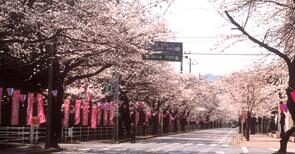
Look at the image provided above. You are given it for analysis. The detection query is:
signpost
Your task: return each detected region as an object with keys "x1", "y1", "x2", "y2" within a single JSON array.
[
  {"x1": 148, "y1": 41, "x2": 183, "y2": 55},
  {"x1": 144, "y1": 41, "x2": 183, "y2": 72},
  {"x1": 142, "y1": 53, "x2": 182, "y2": 62}
]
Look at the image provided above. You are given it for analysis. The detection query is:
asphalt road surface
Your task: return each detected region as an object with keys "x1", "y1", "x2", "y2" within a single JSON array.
[{"x1": 59, "y1": 128, "x2": 276, "y2": 154}]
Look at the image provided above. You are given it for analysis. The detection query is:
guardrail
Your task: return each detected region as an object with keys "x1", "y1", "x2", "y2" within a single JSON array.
[
  {"x1": 0, "y1": 124, "x2": 203, "y2": 144},
  {"x1": 0, "y1": 127, "x2": 46, "y2": 144},
  {"x1": 61, "y1": 126, "x2": 113, "y2": 143}
]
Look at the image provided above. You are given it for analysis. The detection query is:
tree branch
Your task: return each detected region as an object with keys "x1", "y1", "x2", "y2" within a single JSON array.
[
  {"x1": 65, "y1": 64, "x2": 112, "y2": 85},
  {"x1": 225, "y1": 11, "x2": 291, "y2": 65},
  {"x1": 0, "y1": 28, "x2": 71, "y2": 44}
]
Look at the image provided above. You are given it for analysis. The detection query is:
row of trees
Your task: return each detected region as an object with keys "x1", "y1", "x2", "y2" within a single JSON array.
[{"x1": 0, "y1": 0, "x2": 230, "y2": 148}]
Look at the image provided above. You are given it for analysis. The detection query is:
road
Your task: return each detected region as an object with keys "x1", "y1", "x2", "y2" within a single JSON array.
[{"x1": 59, "y1": 128, "x2": 276, "y2": 154}]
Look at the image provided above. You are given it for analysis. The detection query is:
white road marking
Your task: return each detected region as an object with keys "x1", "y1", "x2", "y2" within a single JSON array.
[
  {"x1": 218, "y1": 129, "x2": 234, "y2": 144},
  {"x1": 209, "y1": 144, "x2": 217, "y2": 146},
  {"x1": 270, "y1": 148, "x2": 277, "y2": 151},
  {"x1": 216, "y1": 151, "x2": 225, "y2": 154},
  {"x1": 241, "y1": 146, "x2": 249, "y2": 153},
  {"x1": 196, "y1": 143, "x2": 204, "y2": 146},
  {"x1": 222, "y1": 144, "x2": 229, "y2": 147},
  {"x1": 78, "y1": 148, "x2": 91, "y2": 151}
]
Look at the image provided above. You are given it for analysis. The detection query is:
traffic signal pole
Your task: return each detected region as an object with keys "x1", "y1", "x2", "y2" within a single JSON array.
[{"x1": 113, "y1": 67, "x2": 119, "y2": 143}]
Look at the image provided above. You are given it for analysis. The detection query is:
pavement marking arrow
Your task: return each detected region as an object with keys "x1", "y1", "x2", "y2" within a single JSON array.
[{"x1": 241, "y1": 146, "x2": 249, "y2": 153}]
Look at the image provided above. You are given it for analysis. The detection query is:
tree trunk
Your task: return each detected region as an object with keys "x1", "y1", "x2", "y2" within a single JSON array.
[
  {"x1": 278, "y1": 60, "x2": 295, "y2": 154},
  {"x1": 47, "y1": 84, "x2": 63, "y2": 148},
  {"x1": 278, "y1": 127, "x2": 295, "y2": 154}
]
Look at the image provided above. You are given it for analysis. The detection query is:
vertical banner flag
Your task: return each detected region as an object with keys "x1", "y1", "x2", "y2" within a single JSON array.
[
  {"x1": 0, "y1": 87, "x2": 3, "y2": 125},
  {"x1": 19, "y1": 94, "x2": 27, "y2": 107},
  {"x1": 145, "y1": 111, "x2": 151, "y2": 124},
  {"x1": 279, "y1": 103, "x2": 288, "y2": 112},
  {"x1": 27, "y1": 93, "x2": 34, "y2": 126},
  {"x1": 169, "y1": 113, "x2": 174, "y2": 126},
  {"x1": 97, "y1": 103, "x2": 101, "y2": 127},
  {"x1": 103, "y1": 103, "x2": 109, "y2": 126},
  {"x1": 82, "y1": 101, "x2": 89, "y2": 126},
  {"x1": 135, "y1": 111, "x2": 140, "y2": 127},
  {"x1": 91, "y1": 104, "x2": 97, "y2": 128},
  {"x1": 6, "y1": 88, "x2": 14, "y2": 96},
  {"x1": 52, "y1": 90, "x2": 58, "y2": 97},
  {"x1": 291, "y1": 91, "x2": 295, "y2": 102},
  {"x1": 87, "y1": 93, "x2": 92, "y2": 102},
  {"x1": 109, "y1": 102, "x2": 115, "y2": 126},
  {"x1": 158, "y1": 112, "x2": 162, "y2": 124},
  {"x1": 74, "y1": 99, "x2": 81, "y2": 125},
  {"x1": 63, "y1": 99, "x2": 70, "y2": 128},
  {"x1": 37, "y1": 94, "x2": 46, "y2": 123},
  {"x1": 11, "y1": 90, "x2": 20, "y2": 125}
]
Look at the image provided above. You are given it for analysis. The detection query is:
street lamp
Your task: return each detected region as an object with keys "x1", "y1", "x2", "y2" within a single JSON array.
[
  {"x1": 184, "y1": 56, "x2": 191, "y2": 73},
  {"x1": 184, "y1": 56, "x2": 198, "y2": 73}
]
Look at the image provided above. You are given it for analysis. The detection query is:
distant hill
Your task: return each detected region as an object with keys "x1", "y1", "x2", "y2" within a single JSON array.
[{"x1": 204, "y1": 74, "x2": 219, "y2": 81}]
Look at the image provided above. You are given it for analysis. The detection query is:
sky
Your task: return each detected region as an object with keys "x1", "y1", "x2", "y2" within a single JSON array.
[{"x1": 162, "y1": 0, "x2": 271, "y2": 76}]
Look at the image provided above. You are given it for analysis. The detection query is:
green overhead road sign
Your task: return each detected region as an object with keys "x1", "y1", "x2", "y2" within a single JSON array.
[
  {"x1": 143, "y1": 53, "x2": 182, "y2": 62},
  {"x1": 149, "y1": 41, "x2": 183, "y2": 54},
  {"x1": 144, "y1": 41, "x2": 183, "y2": 62}
]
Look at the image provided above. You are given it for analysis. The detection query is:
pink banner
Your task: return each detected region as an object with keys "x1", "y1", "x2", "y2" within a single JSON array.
[
  {"x1": 11, "y1": 90, "x2": 20, "y2": 125},
  {"x1": 291, "y1": 91, "x2": 295, "y2": 102},
  {"x1": 145, "y1": 111, "x2": 151, "y2": 124},
  {"x1": 169, "y1": 113, "x2": 174, "y2": 126},
  {"x1": 135, "y1": 111, "x2": 140, "y2": 126},
  {"x1": 87, "y1": 93, "x2": 92, "y2": 102},
  {"x1": 6, "y1": 88, "x2": 14, "y2": 96},
  {"x1": 74, "y1": 100, "x2": 81, "y2": 125},
  {"x1": 0, "y1": 88, "x2": 3, "y2": 125},
  {"x1": 19, "y1": 94, "x2": 27, "y2": 107},
  {"x1": 158, "y1": 112, "x2": 162, "y2": 124},
  {"x1": 279, "y1": 103, "x2": 287, "y2": 112},
  {"x1": 103, "y1": 103, "x2": 109, "y2": 126},
  {"x1": 97, "y1": 103, "x2": 101, "y2": 126},
  {"x1": 37, "y1": 94, "x2": 46, "y2": 124},
  {"x1": 26, "y1": 93, "x2": 34, "y2": 126},
  {"x1": 82, "y1": 101, "x2": 89, "y2": 126},
  {"x1": 91, "y1": 104, "x2": 97, "y2": 128},
  {"x1": 63, "y1": 99, "x2": 70, "y2": 128},
  {"x1": 109, "y1": 103, "x2": 115, "y2": 126}
]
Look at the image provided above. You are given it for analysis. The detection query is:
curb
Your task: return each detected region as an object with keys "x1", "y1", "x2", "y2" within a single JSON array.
[{"x1": 268, "y1": 132, "x2": 295, "y2": 143}]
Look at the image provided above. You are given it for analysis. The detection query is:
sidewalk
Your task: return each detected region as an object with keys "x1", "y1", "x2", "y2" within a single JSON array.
[{"x1": 232, "y1": 133, "x2": 295, "y2": 153}]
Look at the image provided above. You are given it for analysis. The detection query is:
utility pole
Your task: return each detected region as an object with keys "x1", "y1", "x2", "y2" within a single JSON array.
[
  {"x1": 189, "y1": 58, "x2": 191, "y2": 73},
  {"x1": 113, "y1": 66, "x2": 119, "y2": 143},
  {"x1": 246, "y1": 85, "x2": 250, "y2": 141},
  {"x1": 180, "y1": 56, "x2": 183, "y2": 73},
  {"x1": 45, "y1": 40, "x2": 56, "y2": 148}
]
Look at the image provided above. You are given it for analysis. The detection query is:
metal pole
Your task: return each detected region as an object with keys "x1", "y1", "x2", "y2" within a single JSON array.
[
  {"x1": 45, "y1": 42, "x2": 55, "y2": 148},
  {"x1": 189, "y1": 58, "x2": 191, "y2": 73},
  {"x1": 180, "y1": 57, "x2": 183, "y2": 73},
  {"x1": 113, "y1": 67, "x2": 119, "y2": 143}
]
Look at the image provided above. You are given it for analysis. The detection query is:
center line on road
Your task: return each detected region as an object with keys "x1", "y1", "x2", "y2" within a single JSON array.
[
  {"x1": 222, "y1": 144, "x2": 229, "y2": 147},
  {"x1": 196, "y1": 143, "x2": 204, "y2": 146},
  {"x1": 241, "y1": 146, "x2": 249, "y2": 153},
  {"x1": 216, "y1": 151, "x2": 225, "y2": 154},
  {"x1": 218, "y1": 129, "x2": 234, "y2": 144},
  {"x1": 209, "y1": 144, "x2": 217, "y2": 146}
]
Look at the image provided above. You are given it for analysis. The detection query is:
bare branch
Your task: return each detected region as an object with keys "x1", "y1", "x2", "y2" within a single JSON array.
[{"x1": 225, "y1": 11, "x2": 291, "y2": 65}]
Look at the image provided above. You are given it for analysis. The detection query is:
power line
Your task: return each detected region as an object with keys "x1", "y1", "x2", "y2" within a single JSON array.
[
  {"x1": 163, "y1": 0, "x2": 175, "y2": 16},
  {"x1": 183, "y1": 52, "x2": 276, "y2": 56}
]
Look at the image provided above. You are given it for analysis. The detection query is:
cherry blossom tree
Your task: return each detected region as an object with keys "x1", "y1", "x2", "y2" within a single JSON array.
[
  {"x1": 212, "y1": 0, "x2": 295, "y2": 152},
  {"x1": 0, "y1": 0, "x2": 170, "y2": 147}
]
